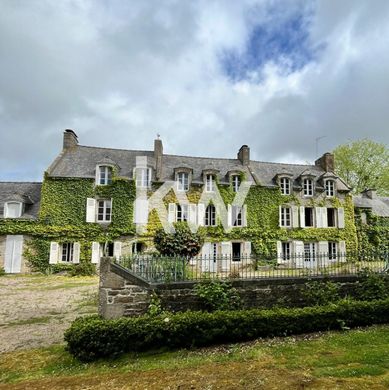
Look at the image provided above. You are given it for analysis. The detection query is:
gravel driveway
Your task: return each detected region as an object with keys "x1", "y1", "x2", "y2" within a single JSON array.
[{"x1": 0, "y1": 275, "x2": 98, "y2": 353}]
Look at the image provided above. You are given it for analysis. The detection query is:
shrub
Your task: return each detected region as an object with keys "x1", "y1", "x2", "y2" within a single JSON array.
[
  {"x1": 0, "y1": 267, "x2": 5, "y2": 276},
  {"x1": 355, "y1": 269, "x2": 389, "y2": 301},
  {"x1": 65, "y1": 298, "x2": 389, "y2": 361},
  {"x1": 68, "y1": 262, "x2": 96, "y2": 277},
  {"x1": 303, "y1": 280, "x2": 341, "y2": 306},
  {"x1": 194, "y1": 280, "x2": 241, "y2": 311}
]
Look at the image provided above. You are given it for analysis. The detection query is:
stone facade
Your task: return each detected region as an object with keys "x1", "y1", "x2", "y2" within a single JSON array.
[{"x1": 99, "y1": 257, "x2": 361, "y2": 319}]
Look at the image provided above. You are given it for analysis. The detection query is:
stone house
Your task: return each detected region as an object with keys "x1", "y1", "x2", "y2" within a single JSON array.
[{"x1": 0, "y1": 129, "x2": 374, "y2": 273}]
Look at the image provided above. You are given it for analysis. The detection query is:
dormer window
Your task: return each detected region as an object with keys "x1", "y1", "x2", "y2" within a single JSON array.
[
  {"x1": 280, "y1": 177, "x2": 291, "y2": 195},
  {"x1": 4, "y1": 202, "x2": 23, "y2": 218},
  {"x1": 325, "y1": 180, "x2": 335, "y2": 197},
  {"x1": 206, "y1": 174, "x2": 215, "y2": 192},
  {"x1": 177, "y1": 172, "x2": 189, "y2": 192},
  {"x1": 232, "y1": 175, "x2": 241, "y2": 192},
  {"x1": 97, "y1": 166, "x2": 112, "y2": 185},
  {"x1": 135, "y1": 167, "x2": 152, "y2": 188},
  {"x1": 303, "y1": 178, "x2": 314, "y2": 196}
]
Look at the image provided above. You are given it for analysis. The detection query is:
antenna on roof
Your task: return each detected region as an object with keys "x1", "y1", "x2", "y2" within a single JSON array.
[
  {"x1": 157, "y1": 133, "x2": 161, "y2": 139},
  {"x1": 315, "y1": 136, "x2": 326, "y2": 157}
]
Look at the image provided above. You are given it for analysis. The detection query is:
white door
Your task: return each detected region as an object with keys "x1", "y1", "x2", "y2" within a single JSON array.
[
  {"x1": 304, "y1": 243, "x2": 316, "y2": 268},
  {"x1": 4, "y1": 235, "x2": 23, "y2": 273},
  {"x1": 201, "y1": 242, "x2": 218, "y2": 273}
]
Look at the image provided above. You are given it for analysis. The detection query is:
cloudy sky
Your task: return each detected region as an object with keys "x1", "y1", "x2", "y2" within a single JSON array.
[{"x1": 1, "y1": 0, "x2": 389, "y2": 181}]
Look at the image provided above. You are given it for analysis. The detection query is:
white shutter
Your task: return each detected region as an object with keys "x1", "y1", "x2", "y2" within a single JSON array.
[
  {"x1": 113, "y1": 241, "x2": 122, "y2": 258},
  {"x1": 315, "y1": 207, "x2": 321, "y2": 228},
  {"x1": 201, "y1": 242, "x2": 211, "y2": 271},
  {"x1": 338, "y1": 207, "x2": 345, "y2": 228},
  {"x1": 276, "y1": 241, "x2": 282, "y2": 263},
  {"x1": 3, "y1": 203, "x2": 8, "y2": 218},
  {"x1": 49, "y1": 242, "x2": 59, "y2": 264},
  {"x1": 91, "y1": 242, "x2": 100, "y2": 263},
  {"x1": 294, "y1": 240, "x2": 304, "y2": 255},
  {"x1": 86, "y1": 198, "x2": 96, "y2": 223},
  {"x1": 243, "y1": 205, "x2": 247, "y2": 227},
  {"x1": 243, "y1": 241, "x2": 251, "y2": 257},
  {"x1": 322, "y1": 207, "x2": 328, "y2": 228},
  {"x1": 197, "y1": 203, "x2": 205, "y2": 226},
  {"x1": 339, "y1": 241, "x2": 346, "y2": 262},
  {"x1": 168, "y1": 203, "x2": 176, "y2": 223},
  {"x1": 318, "y1": 241, "x2": 328, "y2": 254},
  {"x1": 292, "y1": 206, "x2": 299, "y2": 228},
  {"x1": 134, "y1": 198, "x2": 149, "y2": 224},
  {"x1": 227, "y1": 204, "x2": 232, "y2": 227},
  {"x1": 189, "y1": 203, "x2": 197, "y2": 225},
  {"x1": 73, "y1": 242, "x2": 80, "y2": 264},
  {"x1": 299, "y1": 206, "x2": 305, "y2": 228},
  {"x1": 221, "y1": 241, "x2": 232, "y2": 271},
  {"x1": 278, "y1": 206, "x2": 282, "y2": 227}
]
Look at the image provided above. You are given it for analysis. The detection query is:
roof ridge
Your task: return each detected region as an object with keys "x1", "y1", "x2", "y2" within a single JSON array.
[
  {"x1": 0, "y1": 181, "x2": 42, "y2": 184},
  {"x1": 78, "y1": 144, "x2": 153, "y2": 154}
]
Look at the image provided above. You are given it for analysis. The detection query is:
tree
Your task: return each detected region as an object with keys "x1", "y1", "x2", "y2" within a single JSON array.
[
  {"x1": 333, "y1": 139, "x2": 389, "y2": 196},
  {"x1": 154, "y1": 222, "x2": 204, "y2": 257}
]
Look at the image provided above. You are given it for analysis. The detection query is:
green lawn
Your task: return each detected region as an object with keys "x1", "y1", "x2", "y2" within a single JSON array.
[{"x1": 1, "y1": 325, "x2": 389, "y2": 389}]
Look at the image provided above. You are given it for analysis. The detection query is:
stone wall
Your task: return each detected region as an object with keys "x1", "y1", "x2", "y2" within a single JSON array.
[{"x1": 99, "y1": 257, "x2": 361, "y2": 319}]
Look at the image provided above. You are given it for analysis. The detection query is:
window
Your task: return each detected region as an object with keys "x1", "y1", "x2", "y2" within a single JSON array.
[
  {"x1": 97, "y1": 200, "x2": 112, "y2": 222},
  {"x1": 282, "y1": 242, "x2": 291, "y2": 261},
  {"x1": 98, "y1": 166, "x2": 112, "y2": 185},
  {"x1": 328, "y1": 242, "x2": 337, "y2": 260},
  {"x1": 177, "y1": 172, "x2": 189, "y2": 191},
  {"x1": 232, "y1": 242, "x2": 241, "y2": 261},
  {"x1": 305, "y1": 207, "x2": 314, "y2": 227},
  {"x1": 280, "y1": 207, "x2": 291, "y2": 227},
  {"x1": 61, "y1": 243, "x2": 74, "y2": 262},
  {"x1": 325, "y1": 180, "x2": 335, "y2": 197},
  {"x1": 304, "y1": 243, "x2": 316, "y2": 262},
  {"x1": 303, "y1": 178, "x2": 313, "y2": 196},
  {"x1": 4, "y1": 202, "x2": 22, "y2": 218},
  {"x1": 232, "y1": 206, "x2": 243, "y2": 227},
  {"x1": 232, "y1": 175, "x2": 241, "y2": 192},
  {"x1": 280, "y1": 177, "x2": 291, "y2": 195},
  {"x1": 176, "y1": 204, "x2": 188, "y2": 222},
  {"x1": 206, "y1": 174, "x2": 215, "y2": 192},
  {"x1": 327, "y1": 208, "x2": 336, "y2": 227},
  {"x1": 205, "y1": 204, "x2": 216, "y2": 226},
  {"x1": 135, "y1": 168, "x2": 151, "y2": 188}
]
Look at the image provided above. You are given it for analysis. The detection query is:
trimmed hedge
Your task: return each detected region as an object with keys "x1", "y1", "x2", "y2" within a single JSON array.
[{"x1": 65, "y1": 299, "x2": 389, "y2": 361}]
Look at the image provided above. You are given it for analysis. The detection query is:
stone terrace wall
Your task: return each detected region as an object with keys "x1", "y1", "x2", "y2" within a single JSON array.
[{"x1": 99, "y1": 257, "x2": 361, "y2": 319}]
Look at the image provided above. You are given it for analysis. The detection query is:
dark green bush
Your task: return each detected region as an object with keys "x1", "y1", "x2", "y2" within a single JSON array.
[
  {"x1": 68, "y1": 262, "x2": 96, "y2": 276},
  {"x1": 194, "y1": 280, "x2": 241, "y2": 311},
  {"x1": 0, "y1": 267, "x2": 5, "y2": 276},
  {"x1": 355, "y1": 269, "x2": 389, "y2": 301},
  {"x1": 65, "y1": 298, "x2": 389, "y2": 361},
  {"x1": 303, "y1": 280, "x2": 341, "y2": 306}
]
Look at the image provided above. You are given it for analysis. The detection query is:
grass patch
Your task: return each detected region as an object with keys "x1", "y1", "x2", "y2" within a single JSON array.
[
  {"x1": 1, "y1": 325, "x2": 389, "y2": 388},
  {"x1": 1, "y1": 316, "x2": 52, "y2": 328}
]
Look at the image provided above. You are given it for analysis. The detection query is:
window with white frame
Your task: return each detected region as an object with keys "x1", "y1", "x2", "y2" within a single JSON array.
[
  {"x1": 282, "y1": 242, "x2": 291, "y2": 260},
  {"x1": 205, "y1": 204, "x2": 216, "y2": 226},
  {"x1": 232, "y1": 175, "x2": 241, "y2": 192},
  {"x1": 176, "y1": 204, "x2": 189, "y2": 222},
  {"x1": 97, "y1": 199, "x2": 112, "y2": 222},
  {"x1": 177, "y1": 172, "x2": 189, "y2": 191},
  {"x1": 303, "y1": 178, "x2": 314, "y2": 196},
  {"x1": 325, "y1": 180, "x2": 335, "y2": 197},
  {"x1": 206, "y1": 174, "x2": 215, "y2": 192},
  {"x1": 97, "y1": 166, "x2": 112, "y2": 185},
  {"x1": 232, "y1": 205, "x2": 243, "y2": 227},
  {"x1": 327, "y1": 208, "x2": 336, "y2": 227},
  {"x1": 328, "y1": 242, "x2": 337, "y2": 260},
  {"x1": 135, "y1": 167, "x2": 151, "y2": 188},
  {"x1": 280, "y1": 177, "x2": 291, "y2": 195},
  {"x1": 61, "y1": 243, "x2": 74, "y2": 262},
  {"x1": 280, "y1": 207, "x2": 291, "y2": 227},
  {"x1": 4, "y1": 202, "x2": 22, "y2": 218}
]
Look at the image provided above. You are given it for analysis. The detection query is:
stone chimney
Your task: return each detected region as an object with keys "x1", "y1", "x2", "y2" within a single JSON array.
[
  {"x1": 237, "y1": 145, "x2": 250, "y2": 166},
  {"x1": 154, "y1": 137, "x2": 163, "y2": 180},
  {"x1": 63, "y1": 129, "x2": 78, "y2": 149},
  {"x1": 315, "y1": 152, "x2": 334, "y2": 172},
  {"x1": 361, "y1": 188, "x2": 377, "y2": 199}
]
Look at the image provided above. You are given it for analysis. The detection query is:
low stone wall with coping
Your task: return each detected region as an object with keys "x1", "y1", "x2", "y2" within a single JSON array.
[{"x1": 98, "y1": 257, "x2": 361, "y2": 319}]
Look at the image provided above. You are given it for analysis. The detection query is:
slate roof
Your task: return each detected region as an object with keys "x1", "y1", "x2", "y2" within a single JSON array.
[
  {"x1": 46, "y1": 144, "x2": 351, "y2": 190},
  {"x1": 0, "y1": 182, "x2": 42, "y2": 219},
  {"x1": 353, "y1": 195, "x2": 389, "y2": 217}
]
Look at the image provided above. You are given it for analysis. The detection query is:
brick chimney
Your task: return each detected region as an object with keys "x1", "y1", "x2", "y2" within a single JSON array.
[
  {"x1": 63, "y1": 129, "x2": 78, "y2": 149},
  {"x1": 154, "y1": 137, "x2": 163, "y2": 180},
  {"x1": 315, "y1": 152, "x2": 334, "y2": 172},
  {"x1": 361, "y1": 188, "x2": 377, "y2": 199},
  {"x1": 237, "y1": 145, "x2": 250, "y2": 166}
]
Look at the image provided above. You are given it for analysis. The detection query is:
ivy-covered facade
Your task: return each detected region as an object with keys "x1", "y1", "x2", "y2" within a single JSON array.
[{"x1": 0, "y1": 129, "x2": 387, "y2": 273}]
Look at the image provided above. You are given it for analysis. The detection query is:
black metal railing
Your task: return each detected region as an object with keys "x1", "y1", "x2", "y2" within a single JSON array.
[{"x1": 114, "y1": 249, "x2": 389, "y2": 283}]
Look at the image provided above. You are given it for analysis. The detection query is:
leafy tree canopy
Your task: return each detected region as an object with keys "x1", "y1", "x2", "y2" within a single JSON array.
[
  {"x1": 154, "y1": 222, "x2": 204, "y2": 257},
  {"x1": 333, "y1": 139, "x2": 389, "y2": 196}
]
